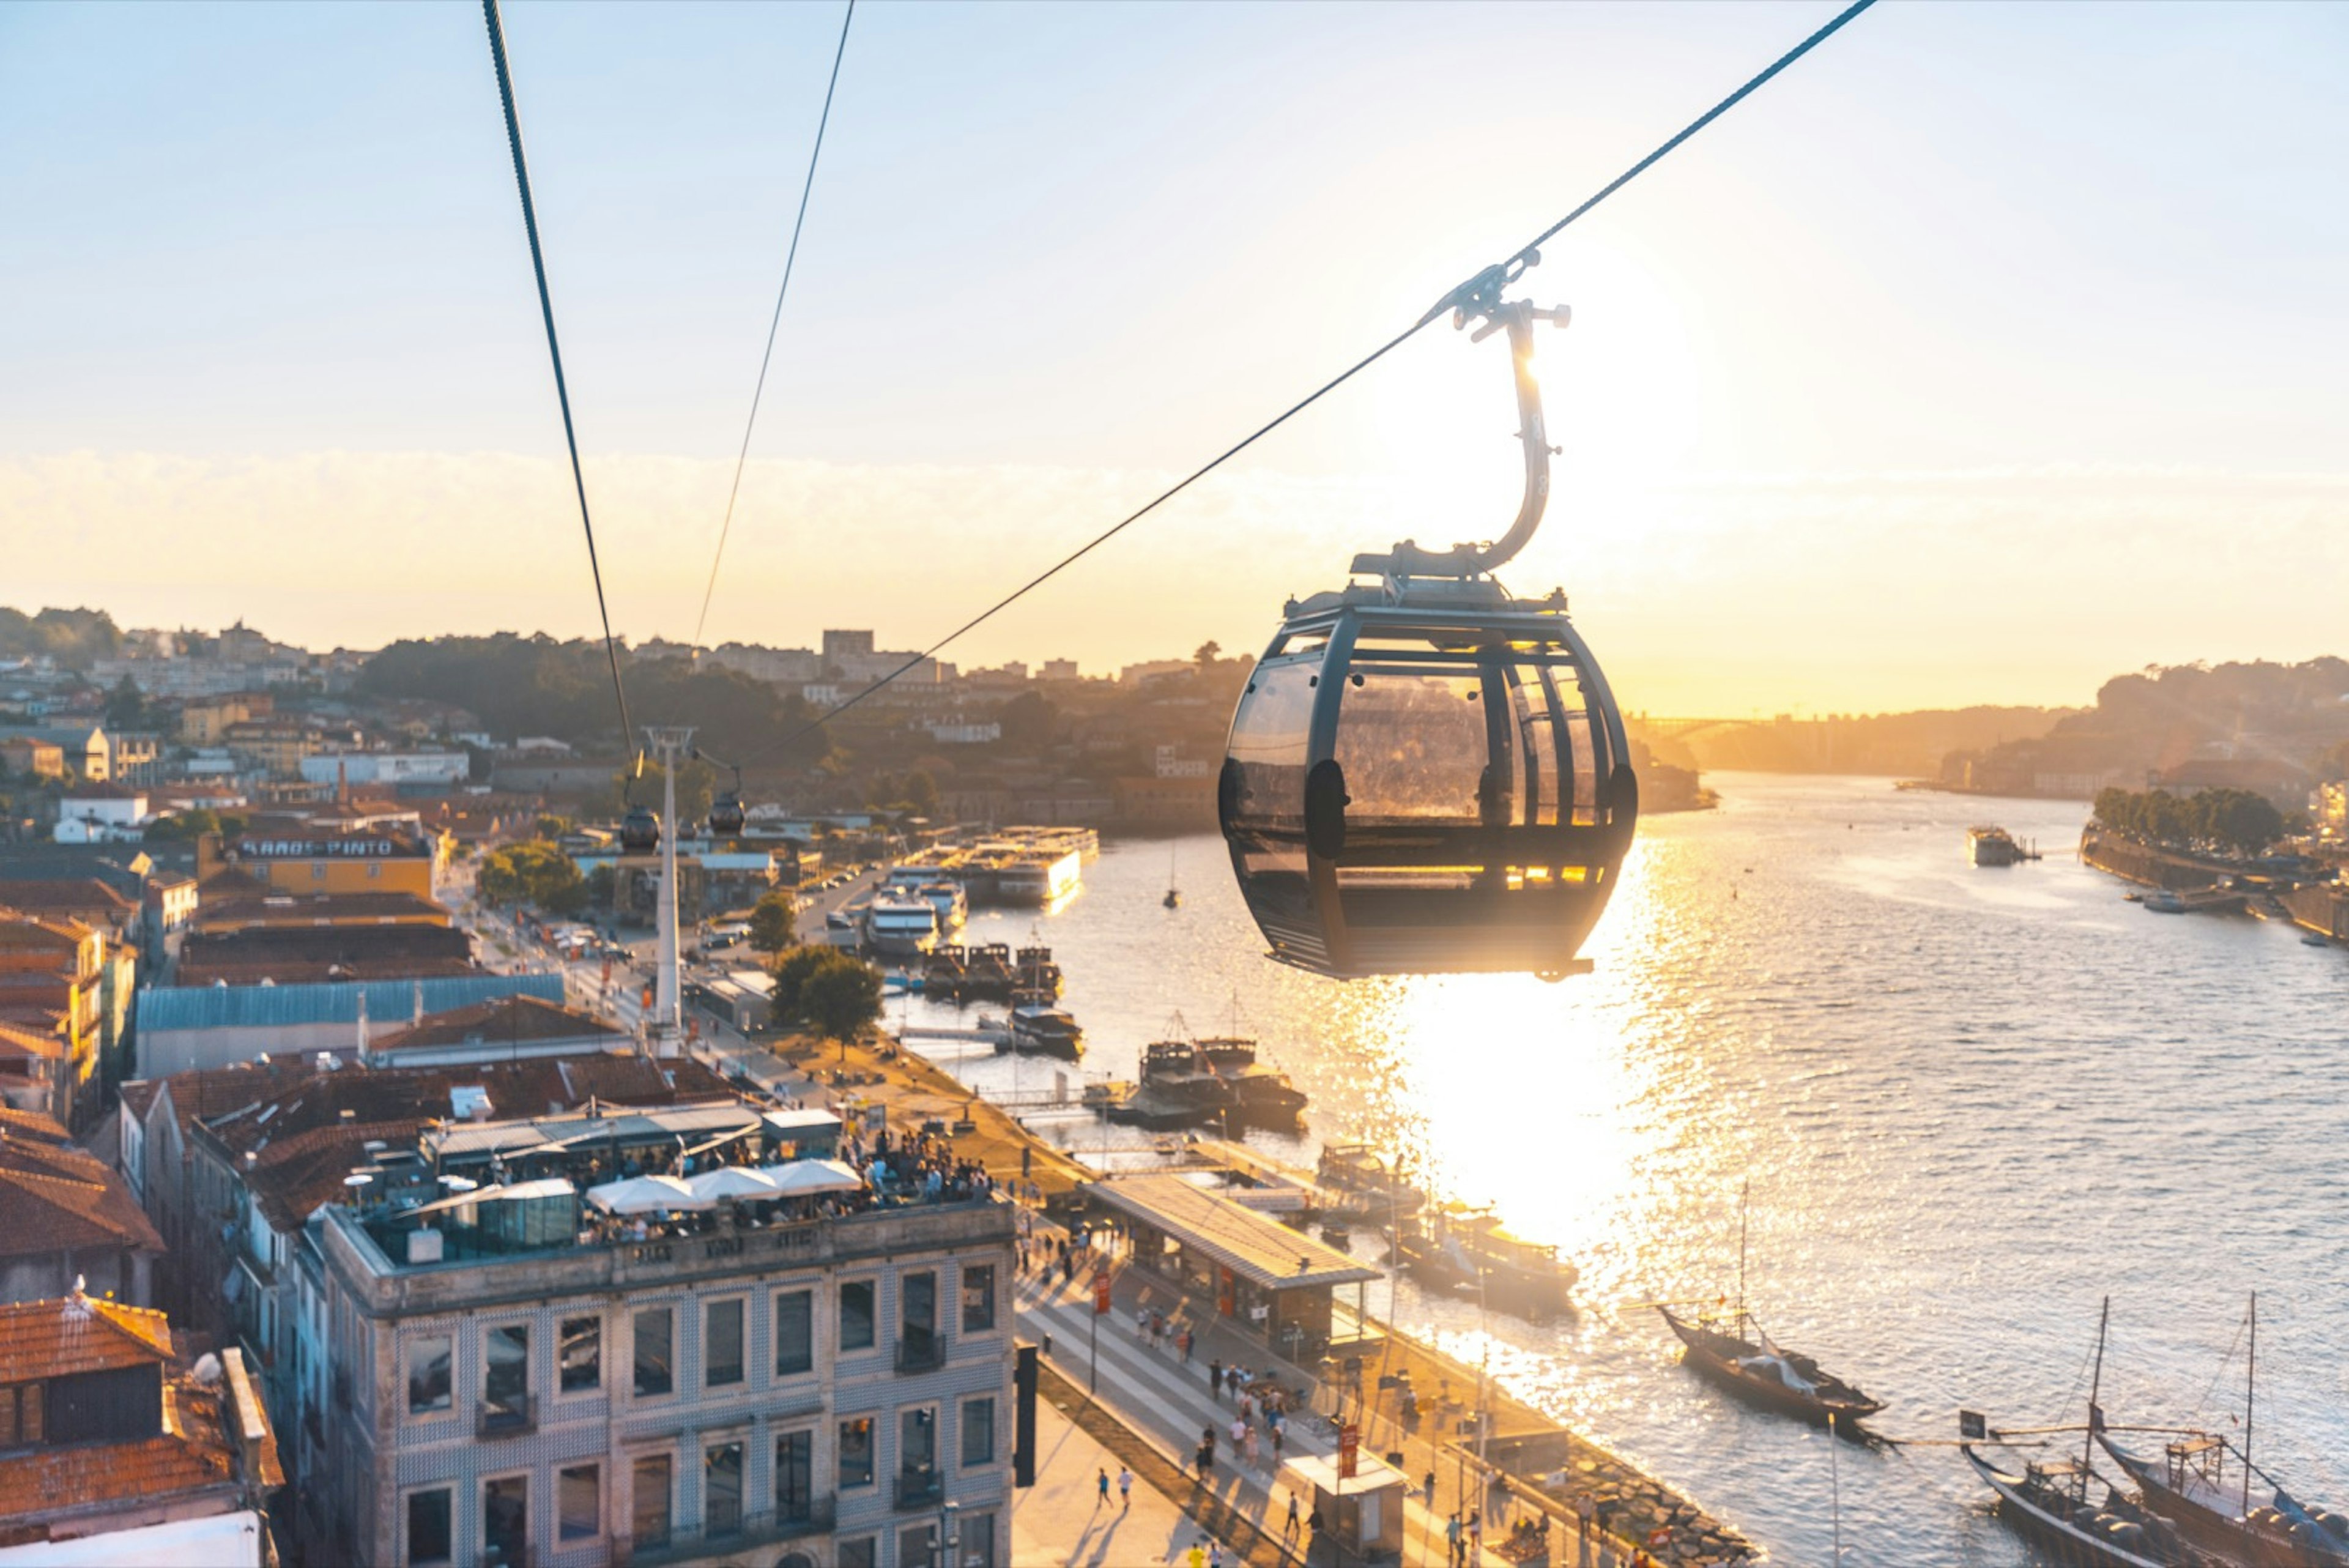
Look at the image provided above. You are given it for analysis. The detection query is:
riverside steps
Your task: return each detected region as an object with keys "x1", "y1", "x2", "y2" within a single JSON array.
[{"x1": 774, "y1": 1022, "x2": 1754, "y2": 1567}]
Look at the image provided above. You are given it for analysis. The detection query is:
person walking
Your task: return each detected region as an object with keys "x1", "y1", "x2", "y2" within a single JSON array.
[
  {"x1": 1285, "y1": 1493, "x2": 1302, "y2": 1544},
  {"x1": 1184, "y1": 1542, "x2": 1206, "y2": 1568},
  {"x1": 1425, "y1": 1470, "x2": 1439, "y2": 1509},
  {"x1": 1179, "y1": 1326, "x2": 1195, "y2": 1363},
  {"x1": 1096, "y1": 1467, "x2": 1110, "y2": 1507},
  {"x1": 1135, "y1": 1306, "x2": 1149, "y2": 1342},
  {"x1": 1469, "y1": 1509, "x2": 1484, "y2": 1560},
  {"x1": 1208, "y1": 1358, "x2": 1223, "y2": 1402},
  {"x1": 1445, "y1": 1512, "x2": 1464, "y2": 1568},
  {"x1": 1195, "y1": 1433, "x2": 1215, "y2": 1481},
  {"x1": 1118, "y1": 1465, "x2": 1133, "y2": 1510}
]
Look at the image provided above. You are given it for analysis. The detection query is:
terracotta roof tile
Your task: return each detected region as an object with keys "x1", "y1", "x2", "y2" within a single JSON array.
[
  {"x1": 0, "y1": 1295, "x2": 174, "y2": 1383},
  {"x1": 368, "y1": 993, "x2": 623, "y2": 1053},
  {"x1": 0, "y1": 1154, "x2": 165, "y2": 1257}
]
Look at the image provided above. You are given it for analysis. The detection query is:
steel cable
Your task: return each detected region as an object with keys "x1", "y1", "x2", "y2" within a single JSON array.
[
  {"x1": 690, "y1": 0, "x2": 858, "y2": 657},
  {"x1": 775, "y1": 0, "x2": 1879, "y2": 747},
  {"x1": 482, "y1": 0, "x2": 637, "y2": 760}
]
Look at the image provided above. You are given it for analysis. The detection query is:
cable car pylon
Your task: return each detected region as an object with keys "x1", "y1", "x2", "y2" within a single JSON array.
[{"x1": 1218, "y1": 273, "x2": 1636, "y2": 981}]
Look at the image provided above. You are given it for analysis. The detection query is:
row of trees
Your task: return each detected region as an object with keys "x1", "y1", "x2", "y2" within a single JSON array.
[
  {"x1": 2092, "y1": 786, "x2": 2286, "y2": 856},
  {"x1": 478, "y1": 838, "x2": 589, "y2": 915}
]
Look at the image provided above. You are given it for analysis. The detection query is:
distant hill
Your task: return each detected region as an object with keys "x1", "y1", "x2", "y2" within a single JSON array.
[
  {"x1": 0, "y1": 606, "x2": 120, "y2": 670},
  {"x1": 1942, "y1": 658, "x2": 2349, "y2": 803}
]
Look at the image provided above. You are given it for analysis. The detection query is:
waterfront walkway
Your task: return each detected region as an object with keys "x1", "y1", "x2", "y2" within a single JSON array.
[
  {"x1": 1014, "y1": 1387, "x2": 1206, "y2": 1566},
  {"x1": 1017, "y1": 1260, "x2": 1648, "y2": 1568}
]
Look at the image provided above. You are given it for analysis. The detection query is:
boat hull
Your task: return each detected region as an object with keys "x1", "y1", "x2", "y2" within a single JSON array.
[
  {"x1": 1964, "y1": 1445, "x2": 2197, "y2": 1568},
  {"x1": 2098, "y1": 1433, "x2": 2349, "y2": 1568},
  {"x1": 1658, "y1": 1307, "x2": 1881, "y2": 1430}
]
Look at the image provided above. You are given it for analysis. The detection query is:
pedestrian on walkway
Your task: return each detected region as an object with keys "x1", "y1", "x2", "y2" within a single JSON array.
[
  {"x1": 1208, "y1": 1543, "x2": 1223, "y2": 1568},
  {"x1": 1185, "y1": 1541, "x2": 1206, "y2": 1568},
  {"x1": 1446, "y1": 1512, "x2": 1463, "y2": 1567},
  {"x1": 1195, "y1": 1435, "x2": 1215, "y2": 1480},
  {"x1": 1135, "y1": 1307, "x2": 1149, "y2": 1342},
  {"x1": 1269, "y1": 1419, "x2": 1284, "y2": 1461},
  {"x1": 1096, "y1": 1468, "x2": 1110, "y2": 1507},
  {"x1": 1208, "y1": 1358, "x2": 1223, "y2": 1401},
  {"x1": 1469, "y1": 1509, "x2": 1483, "y2": 1558},
  {"x1": 1179, "y1": 1326, "x2": 1195, "y2": 1363},
  {"x1": 1230, "y1": 1415, "x2": 1247, "y2": 1458},
  {"x1": 1118, "y1": 1465, "x2": 1133, "y2": 1509},
  {"x1": 1243, "y1": 1423, "x2": 1260, "y2": 1468},
  {"x1": 1285, "y1": 1493, "x2": 1301, "y2": 1543}
]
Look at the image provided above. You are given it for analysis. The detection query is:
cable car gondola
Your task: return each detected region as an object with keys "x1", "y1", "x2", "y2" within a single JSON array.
[
  {"x1": 619, "y1": 805, "x2": 661, "y2": 854},
  {"x1": 1219, "y1": 270, "x2": 1636, "y2": 981},
  {"x1": 696, "y1": 748, "x2": 746, "y2": 838}
]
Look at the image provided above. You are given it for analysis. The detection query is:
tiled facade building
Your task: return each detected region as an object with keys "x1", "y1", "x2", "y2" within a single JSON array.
[{"x1": 306, "y1": 1189, "x2": 1016, "y2": 1568}]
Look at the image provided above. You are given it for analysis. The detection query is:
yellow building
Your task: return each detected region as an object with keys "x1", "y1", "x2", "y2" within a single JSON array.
[
  {"x1": 198, "y1": 827, "x2": 440, "y2": 901},
  {"x1": 180, "y1": 695, "x2": 265, "y2": 746}
]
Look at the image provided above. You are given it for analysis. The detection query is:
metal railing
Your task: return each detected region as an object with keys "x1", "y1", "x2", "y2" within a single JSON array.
[
  {"x1": 476, "y1": 1393, "x2": 537, "y2": 1439},
  {"x1": 623, "y1": 1499, "x2": 836, "y2": 1566},
  {"x1": 893, "y1": 1468, "x2": 944, "y2": 1510}
]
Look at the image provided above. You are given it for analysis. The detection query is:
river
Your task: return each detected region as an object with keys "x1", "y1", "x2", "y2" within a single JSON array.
[{"x1": 893, "y1": 773, "x2": 2349, "y2": 1566}]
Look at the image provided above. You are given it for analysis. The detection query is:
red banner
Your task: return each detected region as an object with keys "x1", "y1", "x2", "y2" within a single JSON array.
[
  {"x1": 1093, "y1": 1273, "x2": 1112, "y2": 1315},
  {"x1": 1338, "y1": 1422, "x2": 1360, "y2": 1479}
]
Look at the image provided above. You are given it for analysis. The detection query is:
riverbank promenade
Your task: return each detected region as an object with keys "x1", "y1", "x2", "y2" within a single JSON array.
[{"x1": 1017, "y1": 1261, "x2": 1642, "y2": 1568}]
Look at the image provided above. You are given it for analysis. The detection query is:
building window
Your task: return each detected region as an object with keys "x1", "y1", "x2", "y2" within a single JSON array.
[
  {"x1": 0, "y1": 1383, "x2": 43, "y2": 1445},
  {"x1": 560, "y1": 1315, "x2": 601, "y2": 1392},
  {"x1": 962, "y1": 1263, "x2": 997, "y2": 1333},
  {"x1": 632, "y1": 1452, "x2": 672, "y2": 1550},
  {"x1": 960, "y1": 1510, "x2": 998, "y2": 1568},
  {"x1": 962, "y1": 1397, "x2": 995, "y2": 1468},
  {"x1": 705, "y1": 1440, "x2": 744, "y2": 1537},
  {"x1": 902, "y1": 1406, "x2": 938, "y2": 1486},
  {"x1": 900, "y1": 1523, "x2": 937, "y2": 1568},
  {"x1": 837, "y1": 1537, "x2": 877, "y2": 1568},
  {"x1": 775, "y1": 1429, "x2": 815, "y2": 1521},
  {"x1": 839, "y1": 1279, "x2": 875, "y2": 1351},
  {"x1": 838, "y1": 1415, "x2": 875, "y2": 1488},
  {"x1": 558, "y1": 1465, "x2": 599, "y2": 1542},
  {"x1": 902, "y1": 1270, "x2": 939, "y2": 1362},
  {"x1": 483, "y1": 1323, "x2": 529, "y2": 1422},
  {"x1": 405, "y1": 1488, "x2": 452, "y2": 1567},
  {"x1": 634, "y1": 1307, "x2": 673, "y2": 1397},
  {"x1": 407, "y1": 1336, "x2": 451, "y2": 1415},
  {"x1": 705, "y1": 1298, "x2": 744, "y2": 1388},
  {"x1": 482, "y1": 1476, "x2": 527, "y2": 1567},
  {"x1": 774, "y1": 1288, "x2": 814, "y2": 1375},
  {"x1": 368, "y1": 861, "x2": 382, "y2": 879}
]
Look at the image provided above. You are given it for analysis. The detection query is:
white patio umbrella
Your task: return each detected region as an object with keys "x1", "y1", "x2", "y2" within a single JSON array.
[
  {"x1": 686, "y1": 1167, "x2": 783, "y2": 1202},
  {"x1": 756, "y1": 1159, "x2": 866, "y2": 1197},
  {"x1": 585, "y1": 1175, "x2": 713, "y2": 1214}
]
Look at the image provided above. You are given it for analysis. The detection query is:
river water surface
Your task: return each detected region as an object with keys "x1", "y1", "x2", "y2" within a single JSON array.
[{"x1": 896, "y1": 773, "x2": 2349, "y2": 1567}]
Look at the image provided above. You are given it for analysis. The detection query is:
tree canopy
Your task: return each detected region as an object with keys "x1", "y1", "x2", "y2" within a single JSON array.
[
  {"x1": 746, "y1": 891, "x2": 797, "y2": 954},
  {"x1": 478, "y1": 838, "x2": 587, "y2": 915},
  {"x1": 0, "y1": 606, "x2": 121, "y2": 670},
  {"x1": 2093, "y1": 786, "x2": 2285, "y2": 856},
  {"x1": 767, "y1": 944, "x2": 882, "y2": 1042}
]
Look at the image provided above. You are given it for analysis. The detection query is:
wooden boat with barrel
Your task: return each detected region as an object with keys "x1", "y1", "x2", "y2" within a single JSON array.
[
  {"x1": 1657, "y1": 1304, "x2": 1882, "y2": 1429},
  {"x1": 2096, "y1": 1295, "x2": 2349, "y2": 1567},
  {"x1": 1964, "y1": 1444, "x2": 2221, "y2": 1568}
]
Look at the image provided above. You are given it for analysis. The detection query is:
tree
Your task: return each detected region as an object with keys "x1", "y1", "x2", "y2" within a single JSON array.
[
  {"x1": 534, "y1": 814, "x2": 573, "y2": 841},
  {"x1": 747, "y1": 891, "x2": 797, "y2": 954},
  {"x1": 1193, "y1": 641, "x2": 1222, "y2": 666},
  {"x1": 996, "y1": 690, "x2": 1058, "y2": 748},
  {"x1": 479, "y1": 839, "x2": 586, "y2": 912},
  {"x1": 801, "y1": 951, "x2": 884, "y2": 1046},
  {"x1": 902, "y1": 768, "x2": 940, "y2": 819},
  {"x1": 104, "y1": 676, "x2": 149, "y2": 731},
  {"x1": 768, "y1": 944, "x2": 834, "y2": 1021}
]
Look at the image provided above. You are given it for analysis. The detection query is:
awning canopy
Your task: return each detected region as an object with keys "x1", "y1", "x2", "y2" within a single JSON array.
[
  {"x1": 685, "y1": 1167, "x2": 781, "y2": 1201},
  {"x1": 1088, "y1": 1174, "x2": 1381, "y2": 1292},
  {"x1": 757, "y1": 1159, "x2": 865, "y2": 1196},
  {"x1": 585, "y1": 1174, "x2": 712, "y2": 1214}
]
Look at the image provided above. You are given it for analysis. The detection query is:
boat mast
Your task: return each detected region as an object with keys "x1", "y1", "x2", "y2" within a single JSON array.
[
  {"x1": 1737, "y1": 1180, "x2": 1750, "y2": 1332},
  {"x1": 2243, "y1": 1291, "x2": 2257, "y2": 1517},
  {"x1": 2082, "y1": 1296, "x2": 2110, "y2": 1502}
]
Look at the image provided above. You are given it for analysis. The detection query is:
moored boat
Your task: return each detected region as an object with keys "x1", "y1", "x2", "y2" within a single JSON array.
[
  {"x1": 1657, "y1": 1305, "x2": 1882, "y2": 1428},
  {"x1": 1194, "y1": 1036, "x2": 1307, "y2": 1131},
  {"x1": 1006, "y1": 1003, "x2": 1083, "y2": 1060},
  {"x1": 1106, "y1": 1041, "x2": 1234, "y2": 1130},
  {"x1": 1970, "y1": 825, "x2": 2022, "y2": 867},
  {"x1": 1964, "y1": 1444, "x2": 2216, "y2": 1568},
  {"x1": 1316, "y1": 1143, "x2": 1425, "y2": 1221}
]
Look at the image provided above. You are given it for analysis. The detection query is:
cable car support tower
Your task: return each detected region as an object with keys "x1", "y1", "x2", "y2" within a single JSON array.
[{"x1": 644, "y1": 726, "x2": 695, "y2": 1058}]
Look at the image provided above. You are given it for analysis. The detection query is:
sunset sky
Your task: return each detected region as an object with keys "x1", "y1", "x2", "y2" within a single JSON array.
[{"x1": 4, "y1": 1, "x2": 2344, "y2": 715}]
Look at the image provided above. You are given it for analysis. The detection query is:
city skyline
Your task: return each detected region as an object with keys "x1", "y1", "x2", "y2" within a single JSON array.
[{"x1": 5, "y1": 2, "x2": 2345, "y2": 714}]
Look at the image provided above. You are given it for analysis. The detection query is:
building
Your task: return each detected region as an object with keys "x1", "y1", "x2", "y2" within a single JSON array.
[
  {"x1": 0, "y1": 1111, "x2": 163, "y2": 1306},
  {"x1": 117, "y1": 1053, "x2": 738, "y2": 1449},
  {"x1": 0, "y1": 1291, "x2": 281, "y2": 1562},
  {"x1": 108, "y1": 730, "x2": 163, "y2": 787},
  {"x1": 136, "y1": 973, "x2": 565, "y2": 1079},
  {"x1": 0, "y1": 913, "x2": 123, "y2": 1132},
  {"x1": 173, "y1": 923, "x2": 477, "y2": 987},
  {"x1": 358, "y1": 994, "x2": 630, "y2": 1068},
  {"x1": 9, "y1": 725, "x2": 109, "y2": 782},
  {"x1": 51, "y1": 786, "x2": 149, "y2": 844},
  {"x1": 300, "y1": 1118, "x2": 1015, "y2": 1568},
  {"x1": 180, "y1": 695, "x2": 270, "y2": 748},
  {"x1": 298, "y1": 751, "x2": 469, "y2": 791},
  {"x1": 198, "y1": 820, "x2": 444, "y2": 900},
  {"x1": 0, "y1": 737, "x2": 63, "y2": 782}
]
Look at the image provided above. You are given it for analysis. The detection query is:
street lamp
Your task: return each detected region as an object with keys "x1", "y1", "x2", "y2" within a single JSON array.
[{"x1": 932, "y1": 1499, "x2": 961, "y2": 1568}]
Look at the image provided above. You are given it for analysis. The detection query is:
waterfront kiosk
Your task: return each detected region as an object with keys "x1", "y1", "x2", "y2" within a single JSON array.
[
  {"x1": 1086, "y1": 1173, "x2": 1381, "y2": 1361},
  {"x1": 1282, "y1": 1451, "x2": 1408, "y2": 1565}
]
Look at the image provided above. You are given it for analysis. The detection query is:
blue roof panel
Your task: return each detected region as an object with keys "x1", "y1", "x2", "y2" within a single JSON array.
[{"x1": 140, "y1": 973, "x2": 566, "y2": 1033}]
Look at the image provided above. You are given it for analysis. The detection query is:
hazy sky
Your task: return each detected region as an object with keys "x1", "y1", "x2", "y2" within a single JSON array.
[{"x1": 4, "y1": 2, "x2": 2344, "y2": 715}]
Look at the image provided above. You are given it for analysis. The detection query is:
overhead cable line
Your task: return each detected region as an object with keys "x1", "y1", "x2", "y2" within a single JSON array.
[
  {"x1": 776, "y1": 0, "x2": 1879, "y2": 748},
  {"x1": 690, "y1": 0, "x2": 858, "y2": 657},
  {"x1": 482, "y1": 0, "x2": 637, "y2": 761}
]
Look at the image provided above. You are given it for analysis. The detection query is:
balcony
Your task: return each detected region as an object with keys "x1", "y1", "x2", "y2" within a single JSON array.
[
  {"x1": 894, "y1": 1334, "x2": 945, "y2": 1374},
  {"x1": 476, "y1": 1394, "x2": 538, "y2": 1440},
  {"x1": 894, "y1": 1468, "x2": 944, "y2": 1510},
  {"x1": 622, "y1": 1500, "x2": 836, "y2": 1566}
]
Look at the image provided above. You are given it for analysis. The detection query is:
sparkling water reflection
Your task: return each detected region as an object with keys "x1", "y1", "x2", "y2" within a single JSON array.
[{"x1": 899, "y1": 773, "x2": 2349, "y2": 1567}]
